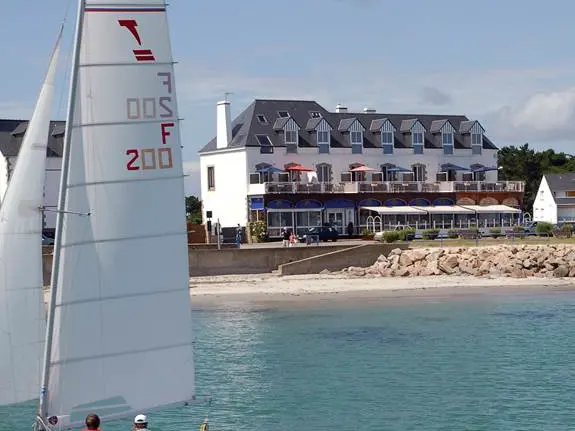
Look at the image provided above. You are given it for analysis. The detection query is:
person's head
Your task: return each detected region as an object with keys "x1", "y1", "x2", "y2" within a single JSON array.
[
  {"x1": 85, "y1": 414, "x2": 100, "y2": 430},
  {"x1": 133, "y1": 414, "x2": 148, "y2": 429}
]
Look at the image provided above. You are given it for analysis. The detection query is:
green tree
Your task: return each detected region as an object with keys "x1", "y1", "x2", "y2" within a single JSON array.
[
  {"x1": 185, "y1": 195, "x2": 202, "y2": 224},
  {"x1": 498, "y1": 143, "x2": 575, "y2": 212}
]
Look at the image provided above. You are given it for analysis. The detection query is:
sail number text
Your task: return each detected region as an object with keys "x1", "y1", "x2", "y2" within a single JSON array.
[{"x1": 125, "y1": 72, "x2": 176, "y2": 171}]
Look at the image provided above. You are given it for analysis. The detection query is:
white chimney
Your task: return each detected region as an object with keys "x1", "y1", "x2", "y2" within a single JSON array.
[
  {"x1": 363, "y1": 108, "x2": 376, "y2": 113},
  {"x1": 216, "y1": 100, "x2": 231, "y2": 149},
  {"x1": 335, "y1": 104, "x2": 348, "y2": 113}
]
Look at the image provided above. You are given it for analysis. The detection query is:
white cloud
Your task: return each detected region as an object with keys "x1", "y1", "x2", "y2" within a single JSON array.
[
  {"x1": 175, "y1": 60, "x2": 575, "y2": 151},
  {"x1": 485, "y1": 87, "x2": 575, "y2": 144}
]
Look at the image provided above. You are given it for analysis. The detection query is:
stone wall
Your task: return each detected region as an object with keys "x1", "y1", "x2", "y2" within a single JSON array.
[{"x1": 343, "y1": 244, "x2": 575, "y2": 278}]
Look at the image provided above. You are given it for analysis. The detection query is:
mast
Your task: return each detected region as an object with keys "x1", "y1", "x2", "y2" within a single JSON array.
[{"x1": 38, "y1": 0, "x2": 86, "y2": 422}]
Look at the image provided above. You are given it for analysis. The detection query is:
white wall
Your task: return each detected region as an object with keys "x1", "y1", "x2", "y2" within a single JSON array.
[
  {"x1": 245, "y1": 146, "x2": 498, "y2": 182},
  {"x1": 200, "y1": 148, "x2": 248, "y2": 227},
  {"x1": 0, "y1": 155, "x2": 10, "y2": 202},
  {"x1": 43, "y1": 157, "x2": 62, "y2": 229},
  {"x1": 533, "y1": 177, "x2": 557, "y2": 224}
]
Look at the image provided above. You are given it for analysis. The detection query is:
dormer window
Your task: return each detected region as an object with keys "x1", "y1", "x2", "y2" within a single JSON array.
[
  {"x1": 278, "y1": 111, "x2": 289, "y2": 118},
  {"x1": 471, "y1": 133, "x2": 482, "y2": 154},
  {"x1": 273, "y1": 116, "x2": 300, "y2": 154},
  {"x1": 256, "y1": 135, "x2": 274, "y2": 154},
  {"x1": 351, "y1": 131, "x2": 363, "y2": 154},
  {"x1": 442, "y1": 133, "x2": 454, "y2": 155},
  {"x1": 285, "y1": 130, "x2": 298, "y2": 153},
  {"x1": 413, "y1": 132, "x2": 424, "y2": 154},
  {"x1": 318, "y1": 131, "x2": 330, "y2": 153},
  {"x1": 257, "y1": 114, "x2": 267, "y2": 124},
  {"x1": 370, "y1": 118, "x2": 396, "y2": 155},
  {"x1": 382, "y1": 132, "x2": 393, "y2": 154},
  {"x1": 338, "y1": 118, "x2": 365, "y2": 154}
]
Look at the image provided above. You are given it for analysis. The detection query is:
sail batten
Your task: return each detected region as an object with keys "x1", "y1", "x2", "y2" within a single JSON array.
[
  {"x1": 43, "y1": 0, "x2": 195, "y2": 427},
  {"x1": 0, "y1": 31, "x2": 61, "y2": 406}
]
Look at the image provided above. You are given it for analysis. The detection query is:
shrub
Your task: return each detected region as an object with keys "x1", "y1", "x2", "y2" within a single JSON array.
[
  {"x1": 553, "y1": 224, "x2": 572, "y2": 238},
  {"x1": 447, "y1": 229, "x2": 460, "y2": 239},
  {"x1": 248, "y1": 220, "x2": 267, "y2": 242},
  {"x1": 536, "y1": 222, "x2": 553, "y2": 234},
  {"x1": 382, "y1": 231, "x2": 400, "y2": 243},
  {"x1": 489, "y1": 227, "x2": 501, "y2": 237},
  {"x1": 422, "y1": 229, "x2": 440, "y2": 240},
  {"x1": 398, "y1": 228, "x2": 416, "y2": 241}
]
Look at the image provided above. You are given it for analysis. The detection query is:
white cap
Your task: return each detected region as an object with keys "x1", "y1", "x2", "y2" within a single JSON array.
[{"x1": 134, "y1": 414, "x2": 147, "y2": 424}]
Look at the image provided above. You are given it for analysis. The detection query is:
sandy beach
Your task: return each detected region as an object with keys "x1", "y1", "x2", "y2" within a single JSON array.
[{"x1": 189, "y1": 273, "x2": 575, "y2": 308}]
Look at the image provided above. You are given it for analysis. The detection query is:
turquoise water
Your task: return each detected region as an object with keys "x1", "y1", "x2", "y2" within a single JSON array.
[{"x1": 4, "y1": 289, "x2": 575, "y2": 430}]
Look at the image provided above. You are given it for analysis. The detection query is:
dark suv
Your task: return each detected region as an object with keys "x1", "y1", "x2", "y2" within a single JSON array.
[{"x1": 298, "y1": 226, "x2": 339, "y2": 243}]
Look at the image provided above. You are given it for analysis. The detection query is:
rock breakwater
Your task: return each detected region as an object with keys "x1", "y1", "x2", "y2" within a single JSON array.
[{"x1": 343, "y1": 245, "x2": 575, "y2": 278}]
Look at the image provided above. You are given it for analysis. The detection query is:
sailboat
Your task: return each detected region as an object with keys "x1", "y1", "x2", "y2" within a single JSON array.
[
  {"x1": 0, "y1": 30, "x2": 62, "y2": 405},
  {"x1": 34, "y1": 1, "x2": 200, "y2": 429}
]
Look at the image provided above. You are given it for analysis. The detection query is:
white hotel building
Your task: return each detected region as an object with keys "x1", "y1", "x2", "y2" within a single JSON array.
[{"x1": 199, "y1": 99, "x2": 524, "y2": 236}]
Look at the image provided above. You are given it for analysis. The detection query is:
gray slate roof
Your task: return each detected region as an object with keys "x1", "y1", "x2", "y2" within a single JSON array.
[
  {"x1": 0, "y1": 119, "x2": 64, "y2": 158},
  {"x1": 545, "y1": 173, "x2": 575, "y2": 192},
  {"x1": 430, "y1": 119, "x2": 450, "y2": 133},
  {"x1": 198, "y1": 99, "x2": 499, "y2": 153}
]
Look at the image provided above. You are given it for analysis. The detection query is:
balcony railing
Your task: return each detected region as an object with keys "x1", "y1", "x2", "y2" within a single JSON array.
[{"x1": 247, "y1": 181, "x2": 525, "y2": 195}]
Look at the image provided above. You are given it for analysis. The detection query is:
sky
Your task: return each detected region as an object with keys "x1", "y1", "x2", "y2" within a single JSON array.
[{"x1": 2, "y1": 0, "x2": 575, "y2": 197}]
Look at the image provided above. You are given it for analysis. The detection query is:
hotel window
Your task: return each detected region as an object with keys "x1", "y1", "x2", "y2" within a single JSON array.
[
  {"x1": 256, "y1": 135, "x2": 274, "y2": 154},
  {"x1": 412, "y1": 164, "x2": 425, "y2": 182},
  {"x1": 382, "y1": 131, "x2": 394, "y2": 154},
  {"x1": 316, "y1": 163, "x2": 332, "y2": 183},
  {"x1": 381, "y1": 165, "x2": 394, "y2": 182},
  {"x1": 317, "y1": 130, "x2": 330, "y2": 153},
  {"x1": 471, "y1": 133, "x2": 482, "y2": 154},
  {"x1": 412, "y1": 132, "x2": 424, "y2": 154},
  {"x1": 351, "y1": 131, "x2": 363, "y2": 154},
  {"x1": 285, "y1": 130, "x2": 298, "y2": 154},
  {"x1": 442, "y1": 133, "x2": 454, "y2": 155},
  {"x1": 207, "y1": 166, "x2": 215, "y2": 191}
]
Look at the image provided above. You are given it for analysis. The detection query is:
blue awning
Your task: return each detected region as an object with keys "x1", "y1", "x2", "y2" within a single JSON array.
[
  {"x1": 441, "y1": 163, "x2": 469, "y2": 171},
  {"x1": 257, "y1": 165, "x2": 284, "y2": 173},
  {"x1": 249, "y1": 197, "x2": 264, "y2": 210},
  {"x1": 471, "y1": 165, "x2": 498, "y2": 173},
  {"x1": 324, "y1": 199, "x2": 355, "y2": 209},
  {"x1": 387, "y1": 166, "x2": 411, "y2": 173}
]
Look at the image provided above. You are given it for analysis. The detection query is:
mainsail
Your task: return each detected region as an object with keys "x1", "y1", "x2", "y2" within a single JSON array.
[
  {"x1": 40, "y1": 0, "x2": 195, "y2": 427},
  {"x1": 0, "y1": 31, "x2": 62, "y2": 405}
]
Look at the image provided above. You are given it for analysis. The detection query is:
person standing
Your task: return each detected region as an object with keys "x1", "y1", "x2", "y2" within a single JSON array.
[
  {"x1": 199, "y1": 417, "x2": 209, "y2": 431},
  {"x1": 347, "y1": 221, "x2": 354, "y2": 237},
  {"x1": 83, "y1": 414, "x2": 101, "y2": 431},
  {"x1": 282, "y1": 227, "x2": 290, "y2": 247},
  {"x1": 235, "y1": 223, "x2": 242, "y2": 248},
  {"x1": 133, "y1": 414, "x2": 149, "y2": 431}
]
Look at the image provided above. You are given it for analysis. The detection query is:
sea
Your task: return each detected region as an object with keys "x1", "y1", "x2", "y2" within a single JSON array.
[{"x1": 3, "y1": 287, "x2": 575, "y2": 431}]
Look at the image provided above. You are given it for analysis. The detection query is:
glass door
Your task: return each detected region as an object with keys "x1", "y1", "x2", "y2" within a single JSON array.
[{"x1": 327, "y1": 211, "x2": 344, "y2": 234}]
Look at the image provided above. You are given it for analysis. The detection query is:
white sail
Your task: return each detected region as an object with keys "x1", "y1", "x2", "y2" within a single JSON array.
[
  {"x1": 0, "y1": 32, "x2": 62, "y2": 405},
  {"x1": 43, "y1": 0, "x2": 195, "y2": 427}
]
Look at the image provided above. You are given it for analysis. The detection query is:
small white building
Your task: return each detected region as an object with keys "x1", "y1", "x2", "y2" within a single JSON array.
[
  {"x1": 0, "y1": 119, "x2": 63, "y2": 230},
  {"x1": 533, "y1": 173, "x2": 575, "y2": 224},
  {"x1": 199, "y1": 99, "x2": 524, "y2": 236}
]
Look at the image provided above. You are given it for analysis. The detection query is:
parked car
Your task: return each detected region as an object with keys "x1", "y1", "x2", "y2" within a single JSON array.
[{"x1": 298, "y1": 226, "x2": 339, "y2": 243}]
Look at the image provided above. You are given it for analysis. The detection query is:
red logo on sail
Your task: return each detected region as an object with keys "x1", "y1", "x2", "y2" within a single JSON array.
[{"x1": 118, "y1": 19, "x2": 155, "y2": 62}]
